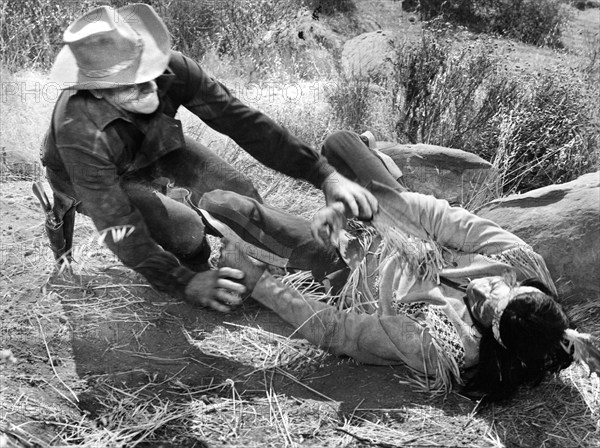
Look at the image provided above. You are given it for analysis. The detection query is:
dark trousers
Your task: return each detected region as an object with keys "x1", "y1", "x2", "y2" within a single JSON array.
[
  {"x1": 125, "y1": 131, "x2": 401, "y2": 273},
  {"x1": 117, "y1": 136, "x2": 261, "y2": 265}
]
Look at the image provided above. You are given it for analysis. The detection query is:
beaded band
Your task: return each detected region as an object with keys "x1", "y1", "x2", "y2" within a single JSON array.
[{"x1": 491, "y1": 297, "x2": 513, "y2": 349}]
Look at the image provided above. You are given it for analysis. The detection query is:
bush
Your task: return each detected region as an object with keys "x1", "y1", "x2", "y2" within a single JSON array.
[
  {"x1": 392, "y1": 33, "x2": 521, "y2": 153},
  {"x1": 486, "y1": 0, "x2": 569, "y2": 47},
  {"x1": 414, "y1": 0, "x2": 481, "y2": 25},
  {"x1": 326, "y1": 76, "x2": 373, "y2": 133},
  {"x1": 0, "y1": 0, "x2": 310, "y2": 75},
  {"x1": 492, "y1": 74, "x2": 599, "y2": 192},
  {"x1": 389, "y1": 31, "x2": 599, "y2": 194},
  {"x1": 406, "y1": 0, "x2": 570, "y2": 48},
  {"x1": 0, "y1": 0, "x2": 97, "y2": 69}
]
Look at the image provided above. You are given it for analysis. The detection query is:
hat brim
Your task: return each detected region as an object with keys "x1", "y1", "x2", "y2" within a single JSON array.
[{"x1": 50, "y1": 4, "x2": 171, "y2": 90}]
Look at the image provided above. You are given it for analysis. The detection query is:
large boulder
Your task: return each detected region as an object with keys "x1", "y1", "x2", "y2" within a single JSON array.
[
  {"x1": 376, "y1": 141, "x2": 492, "y2": 204},
  {"x1": 476, "y1": 172, "x2": 600, "y2": 305},
  {"x1": 341, "y1": 30, "x2": 396, "y2": 79}
]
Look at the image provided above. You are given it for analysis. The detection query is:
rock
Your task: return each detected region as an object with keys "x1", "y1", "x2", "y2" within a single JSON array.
[
  {"x1": 263, "y1": 10, "x2": 343, "y2": 51},
  {"x1": 376, "y1": 141, "x2": 492, "y2": 204},
  {"x1": 476, "y1": 172, "x2": 600, "y2": 304},
  {"x1": 258, "y1": 10, "x2": 342, "y2": 76},
  {"x1": 295, "y1": 12, "x2": 344, "y2": 50},
  {"x1": 341, "y1": 30, "x2": 396, "y2": 79}
]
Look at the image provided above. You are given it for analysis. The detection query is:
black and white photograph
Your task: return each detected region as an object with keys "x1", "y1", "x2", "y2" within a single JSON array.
[{"x1": 1, "y1": 0, "x2": 599, "y2": 446}]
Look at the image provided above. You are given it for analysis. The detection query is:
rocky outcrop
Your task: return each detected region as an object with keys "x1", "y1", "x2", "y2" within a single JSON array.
[
  {"x1": 375, "y1": 142, "x2": 492, "y2": 204},
  {"x1": 341, "y1": 30, "x2": 396, "y2": 79},
  {"x1": 262, "y1": 10, "x2": 343, "y2": 51},
  {"x1": 476, "y1": 172, "x2": 600, "y2": 305}
]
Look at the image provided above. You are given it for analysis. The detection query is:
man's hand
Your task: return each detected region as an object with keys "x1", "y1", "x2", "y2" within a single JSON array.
[
  {"x1": 184, "y1": 268, "x2": 246, "y2": 312},
  {"x1": 311, "y1": 202, "x2": 347, "y2": 247},
  {"x1": 321, "y1": 172, "x2": 377, "y2": 220},
  {"x1": 218, "y1": 240, "x2": 267, "y2": 292}
]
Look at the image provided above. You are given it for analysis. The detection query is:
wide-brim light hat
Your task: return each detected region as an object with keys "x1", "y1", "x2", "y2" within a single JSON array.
[{"x1": 50, "y1": 3, "x2": 171, "y2": 90}]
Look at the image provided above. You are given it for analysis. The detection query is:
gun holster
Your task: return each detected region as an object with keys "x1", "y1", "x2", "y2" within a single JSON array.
[{"x1": 47, "y1": 190, "x2": 77, "y2": 262}]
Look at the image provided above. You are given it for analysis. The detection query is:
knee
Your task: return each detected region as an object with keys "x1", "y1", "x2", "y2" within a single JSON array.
[
  {"x1": 322, "y1": 130, "x2": 361, "y2": 160},
  {"x1": 235, "y1": 176, "x2": 263, "y2": 204},
  {"x1": 200, "y1": 189, "x2": 260, "y2": 218},
  {"x1": 155, "y1": 206, "x2": 206, "y2": 258}
]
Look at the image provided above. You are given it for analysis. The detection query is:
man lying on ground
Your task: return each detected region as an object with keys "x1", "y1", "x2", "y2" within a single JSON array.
[{"x1": 218, "y1": 130, "x2": 600, "y2": 402}]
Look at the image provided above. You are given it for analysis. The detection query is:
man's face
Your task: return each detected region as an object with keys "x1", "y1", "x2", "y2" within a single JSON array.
[{"x1": 102, "y1": 80, "x2": 159, "y2": 114}]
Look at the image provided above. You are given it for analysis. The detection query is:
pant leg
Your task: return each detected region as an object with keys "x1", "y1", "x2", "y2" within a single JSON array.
[
  {"x1": 321, "y1": 130, "x2": 402, "y2": 190},
  {"x1": 152, "y1": 136, "x2": 263, "y2": 204},
  {"x1": 196, "y1": 131, "x2": 403, "y2": 277},
  {"x1": 121, "y1": 180, "x2": 210, "y2": 269},
  {"x1": 199, "y1": 189, "x2": 343, "y2": 279}
]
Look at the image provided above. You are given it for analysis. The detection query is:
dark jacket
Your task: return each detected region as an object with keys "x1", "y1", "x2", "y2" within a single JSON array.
[{"x1": 41, "y1": 50, "x2": 335, "y2": 297}]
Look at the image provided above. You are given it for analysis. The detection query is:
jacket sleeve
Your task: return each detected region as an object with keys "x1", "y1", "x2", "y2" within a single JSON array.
[
  {"x1": 252, "y1": 271, "x2": 438, "y2": 373},
  {"x1": 372, "y1": 183, "x2": 528, "y2": 256},
  {"x1": 56, "y1": 146, "x2": 196, "y2": 297},
  {"x1": 168, "y1": 52, "x2": 335, "y2": 188}
]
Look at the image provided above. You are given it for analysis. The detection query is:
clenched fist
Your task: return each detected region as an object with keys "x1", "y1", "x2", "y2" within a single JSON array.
[{"x1": 184, "y1": 268, "x2": 246, "y2": 312}]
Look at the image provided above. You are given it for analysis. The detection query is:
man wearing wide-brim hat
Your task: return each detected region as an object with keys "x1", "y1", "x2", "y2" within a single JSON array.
[{"x1": 41, "y1": 4, "x2": 377, "y2": 311}]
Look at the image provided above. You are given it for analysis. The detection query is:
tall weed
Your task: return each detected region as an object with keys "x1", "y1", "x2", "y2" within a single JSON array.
[
  {"x1": 392, "y1": 34, "x2": 520, "y2": 153},
  {"x1": 326, "y1": 76, "x2": 373, "y2": 133},
  {"x1": 408, "y1": 0, "x2": 570, "y2": 48},
  {"x1": 1, "y1": 0, "x2": 96, "y2": 69},
  {"x1": 388, "y1": 31, "x2": 599, "y2": 193},
  {"x1": 493, "y1": 74, "x2": 599, "y2": 191},
  {"x1": 1, "y1": 0, "x2": 326, "y2": 79},
  {"x1": 486, "y1": 0, "x2": 569, "y2": 48}
]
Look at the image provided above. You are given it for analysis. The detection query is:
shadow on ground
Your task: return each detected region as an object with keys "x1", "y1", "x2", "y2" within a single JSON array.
[{"x1": 51, "y1": 269, "x2": 599, "y2": 447}]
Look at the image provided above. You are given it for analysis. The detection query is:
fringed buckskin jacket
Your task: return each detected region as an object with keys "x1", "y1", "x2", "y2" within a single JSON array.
[{"x1": 248, "y1": 183, "x2": 556, "y2": 391}]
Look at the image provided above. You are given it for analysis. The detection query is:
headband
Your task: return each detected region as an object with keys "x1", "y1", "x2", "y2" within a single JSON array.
[{"x1": 491, "y1": 296, "x2": 512, "y2": 349}]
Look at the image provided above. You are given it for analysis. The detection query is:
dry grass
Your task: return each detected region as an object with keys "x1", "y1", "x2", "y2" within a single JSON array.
[
  {"x1": 2, "y1": 177, "x2": 600, "y2": 448},
  {"x1": 186, "y1": 388, "x2": 339, "y2": 446},
  {"x1": 184, "y1": 323, "x2": 328, "y2": 372}
]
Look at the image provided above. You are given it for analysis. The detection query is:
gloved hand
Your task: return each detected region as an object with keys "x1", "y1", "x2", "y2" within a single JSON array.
[{"x1": 184, "y1": 268, "x2": 246, "y2": 312}]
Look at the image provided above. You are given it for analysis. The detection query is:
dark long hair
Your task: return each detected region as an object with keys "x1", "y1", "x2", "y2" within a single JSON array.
[{"x1": 463, "y1": 279, "x2": 573, "y2": 402}]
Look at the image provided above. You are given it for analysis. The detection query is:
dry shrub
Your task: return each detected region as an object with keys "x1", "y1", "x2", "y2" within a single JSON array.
[
  {"x1": 326, "y1": 76, "x2": 373, "y2": 134},
  {"x1": 1, "y1": 0, "x2": 323, "y2": 78},
  {"x1": 490, "y1": 73, "x2": 600, "y2": 192},
  {"x1": 407, "y1": 0, "x2": 570, "y2": 48},
  {"x1": 485, "y1": 0, "x2": 570, "y2": 48},
  {"x1": 389, "y1": 31, "x2": 522, "y2": 150},
  {"x1": 387, "y1": 30, "x2": 599, "y2": 194},
  {"x1": 0, "y1": 0, "x2": 97, "y2": 69}
]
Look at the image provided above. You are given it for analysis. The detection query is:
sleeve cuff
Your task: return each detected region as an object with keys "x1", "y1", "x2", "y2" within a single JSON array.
[
  {"x1": 134, "y1": 253, "x2": 198, "y2": 298},
  {"x1": 311, "y1": 159, "x2": 336, "y2": 189}
]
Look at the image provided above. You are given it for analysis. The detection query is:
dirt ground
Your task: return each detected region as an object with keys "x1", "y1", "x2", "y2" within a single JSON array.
[{"x1": 1, "y1": 179, "x2": 599, "y2": 447}]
